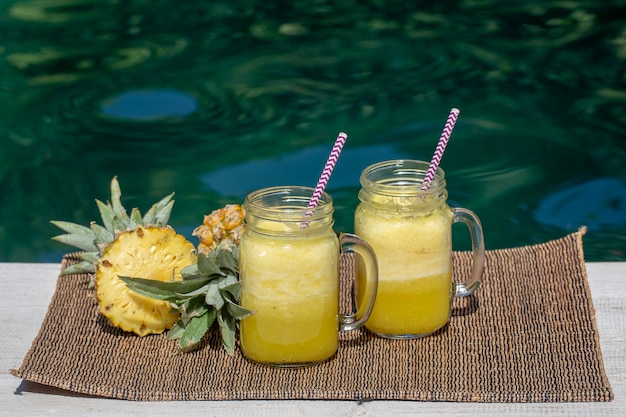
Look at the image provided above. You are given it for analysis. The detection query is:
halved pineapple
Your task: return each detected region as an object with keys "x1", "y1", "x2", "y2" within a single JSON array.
[{"x1": 96, "y1": 225, "x2": 197, "y2": 336}]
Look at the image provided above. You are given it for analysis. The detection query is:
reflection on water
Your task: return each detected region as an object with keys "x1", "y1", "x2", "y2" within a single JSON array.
[
  {"x1": 535, "y1": 178, "x2": 626, "y2": 231},
  {"x1": 1, "y1": 0, "x2": 625, "y2": 262},
  {"x1": 101, "y1": 89, "x2": 198, "y2": 120},
  {"x1": 202, "y1": 143, "x2": 407, "y2": 198}
]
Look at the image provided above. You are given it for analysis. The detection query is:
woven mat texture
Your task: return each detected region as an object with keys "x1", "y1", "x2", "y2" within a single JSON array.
[{"x1": 12, "y1": 230, "x2": 614, "y2": 402}]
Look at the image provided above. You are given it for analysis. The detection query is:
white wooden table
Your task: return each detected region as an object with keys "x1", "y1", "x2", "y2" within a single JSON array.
[{"x1": 1, "y1": 262, "x2": 624, "y2": 417}]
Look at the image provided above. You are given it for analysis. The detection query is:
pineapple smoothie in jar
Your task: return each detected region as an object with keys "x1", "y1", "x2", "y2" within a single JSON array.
[
  {"x1": 354, "y1": 160, "x2": 484, "y2": 339},
  {"x1": 239, "y1": 186, "x2": 378, "y2": 366}
]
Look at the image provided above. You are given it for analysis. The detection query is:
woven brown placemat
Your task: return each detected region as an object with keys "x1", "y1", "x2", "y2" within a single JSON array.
[{"x1": 12, "y1": 229, "x2": 614, "y2": 402}]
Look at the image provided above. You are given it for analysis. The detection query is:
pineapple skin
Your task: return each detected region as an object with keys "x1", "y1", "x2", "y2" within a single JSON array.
[
  {"x1": 96, "y1": 226, "x2": 197, "y2": 336},
  {"x1": 193, "y1": 204, "x2": 245, "y2": 255}
]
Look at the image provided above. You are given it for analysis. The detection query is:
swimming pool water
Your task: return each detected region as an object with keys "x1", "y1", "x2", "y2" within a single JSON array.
[{"x1": 1, "y1": 0, "x2": 624, "y2": 262}]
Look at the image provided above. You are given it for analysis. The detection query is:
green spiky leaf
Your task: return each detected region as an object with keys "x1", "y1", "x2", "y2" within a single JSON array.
[
  {"x1": 196, "y1": 253, "x2": 225, "y2": 277},
  {"x1": 110, "y1": 176, "x2": 129, "y2": 223},
  {"x1": 176, "y1": 283, "x2": 211, "y2": 298},
  {"x1": 226, "y1": 299, "x2": 254, "y2": 320},
  {"x1": 213, "y1": 248, "x2": 239, "y2": 275},
  {"x1": 141, "y1": 201, "x2": 158, "y2": 225},
  {"x1": 60, "y1": 260, "x2": 96, "y2": 275},
  {"x1": 167, "y1": 321, "x2": 186, "y2": 341},
  {"x1": 78, "y1": 251, "x2": 100, "y2": 263},
  {"x1": 111, "y1": 216, "x2": 127, "y2": 234},
  {"x1": 204, "y1": 282, "x2": 224, "y2": 310},
  {"x1": 155, "y1": 201, "x2": 174, "y2": 226},
  {"x1": 118, "y1": 276, "x2": 212, "y2": 302},
  {"x1": 150, "y1": 193, "x2": 175, "y2": 226},
  {"x1": 181, "y1": 263, "x2": 203, "y2": 280},
  {"x1": 52, "y1": 233, "x2": 98, "y2": 253},
  {"x1": 129, "y1": 207, "x2": 143, "y2": 229},
  {"x1": 95, "y1": 199, "x2": 115, "y2": 232},
  {"x1": 178, "y1": 309, "x2": 217, "y2": 353},
  {"x1": 220, "y1": 280, "x2": 244, "y2": 301},
  {"x1": 218, "y1": 310, "x2": 237, "y2": 355},
  {"x1": 217, "y1": 273, "x2": 238, "y2": 290},
  {"x1": 182, "y1": 296, "x2": 210, "y2": 319},
  {"x1": 51, "y1": 220, "x2": 94, "y2": 236},
  {"x1": 91, "y1": 222, "x2": 114, "y2": 245}
]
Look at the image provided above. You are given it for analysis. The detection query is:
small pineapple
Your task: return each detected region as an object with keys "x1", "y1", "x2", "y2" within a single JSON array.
[
  {"x1": 97, "y1": 225, "x2": 196, "y2": 336},
  {"x1": 192, "y1": 204, "x2": 245, "y2": 255}
]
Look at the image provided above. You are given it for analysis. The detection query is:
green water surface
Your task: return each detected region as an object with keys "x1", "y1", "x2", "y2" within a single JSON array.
[{"x1": 1, "y1": 0, "x2": 625, "y2": 262}]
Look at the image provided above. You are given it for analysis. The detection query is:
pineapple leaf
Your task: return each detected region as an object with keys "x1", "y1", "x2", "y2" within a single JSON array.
[
  {"x1": 217, "y1": 273, "x2": 238, "y2": 289},
  {"x1": 141, "y1": 201, "x2": 158, "y2": 225},
  {"x1": 197, "y1": 253, "x2": 225, "y2": 277},
  {"x1": 129, "y1": 208, "x2": 143, "y2": 229},
  {"x1": 213, "y1": 248, "x2": 239, "y2": 275},
  {"x1": 204, "y1": 282, "x2": 224, "y2": 310},
  {"x1": 181, "y1": 263, "x2": 203, "y2": 280},
  {"x1": 220, "y1": 280, "x2": 244, "y2": 301},
  {"x1": 51, "y1": 220, "x2": 94, "y2": 236},
  {"x1": 184, "y1": 296, "x2": 210, "y2": 318},
  {"x1": 61, "y1": 260, "x2": 96, "y2": 275},
  {"x1": 143, "y1": 192, "x2": 174, "y2": 226},
  {"x1": 78, "y1": 251, "x2": 100, "y2": 263},
  {"x1": 95, "y1": 199, "x2": 115, "y2": 232},
  {"x1": 110, "y1": 176, "x2": 129, "y2": 223},
  {"x1": 90, "y1": 222, "x2": 114, "y2": 245},
  {"x1": 176, "y1": 283, "x2": 210, "y2": 298},
  {"x1": 167, "y1": 321, "x2": 186, "y2": 341},
  {"x1": 225, "y1": 299, "x2": 254, "y2": 320},
  {"x1": 218, "y1": 310, "x2": 236, "y2": 355},
  {"x1": 154, "y1": 199, "x2": 174, "y2": 226},
  {"x1": 178, "y1": 309, "x2": 217, "y2": 353},
  {"x1": 176, "y1": 296, "x2": 209, "y2": 325},
  {"x1": 173, "y1": 300, "x2": 192, "y2": 325},
  {"x1": 119, "y1": 276, "x2": 212, "y2": 302},
  {"x1": 52, "y1": 233, "x2": 99, "y2": 252},
  {"x1": 111, "y1": 216, "x2": 127, "y2": 234}
]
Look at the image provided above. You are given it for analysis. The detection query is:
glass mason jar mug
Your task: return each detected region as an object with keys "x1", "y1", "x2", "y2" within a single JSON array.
[
  {"x1": 354, "y1": 160, "x2": 485, "y2": 339},
  {"x1": 239, "y1": 186, "x2": 378, "y2": 366}
]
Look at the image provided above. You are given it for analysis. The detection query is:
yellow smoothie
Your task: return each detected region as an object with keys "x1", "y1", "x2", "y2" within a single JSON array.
[
  {"x1": 355, "y1": 202, "x2": 453, "y2": 336},
  {"x1": 239, "y1": 224, "x2": 340, "y2": 364}
]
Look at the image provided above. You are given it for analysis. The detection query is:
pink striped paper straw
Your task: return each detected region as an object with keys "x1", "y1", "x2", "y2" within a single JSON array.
[
  {"x1": 308, "y1": 132, "x2": 348, "y2": 209},
  {"x1": 420, "y1": 108, "x2": 460, "y2": 191},
  {"x1": 300, "y1": 132, "x2": 347, "y2": 228}
]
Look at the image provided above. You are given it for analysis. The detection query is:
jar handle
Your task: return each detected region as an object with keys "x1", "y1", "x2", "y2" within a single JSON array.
[
  {"x1": 337, "y1": 233, "x2": 378, "y2": 332},
  {"x1": 452, "y1": 208, "x2": 485, "y2": 297}
]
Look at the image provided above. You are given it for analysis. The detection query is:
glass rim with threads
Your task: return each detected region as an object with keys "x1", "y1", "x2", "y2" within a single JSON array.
[
  {"x1": 244, "y1": 186, "x2": 334, "y2": 235},
  {"x1": 358, "y1": 160, "x2": 448, "y2": 211}
]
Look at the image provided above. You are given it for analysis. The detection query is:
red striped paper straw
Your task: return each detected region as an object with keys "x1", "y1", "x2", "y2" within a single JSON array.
[
  {"x1": 307, "y1": 132, "x2": 348, "y2": 209},
  {"x1": 420, "y1": 108, "x2": 460, "y2": 191}
]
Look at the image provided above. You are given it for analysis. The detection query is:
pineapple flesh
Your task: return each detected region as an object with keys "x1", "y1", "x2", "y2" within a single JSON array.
[{"x1": 96, "y1": 225, "x2": 197, "y2": 336}]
